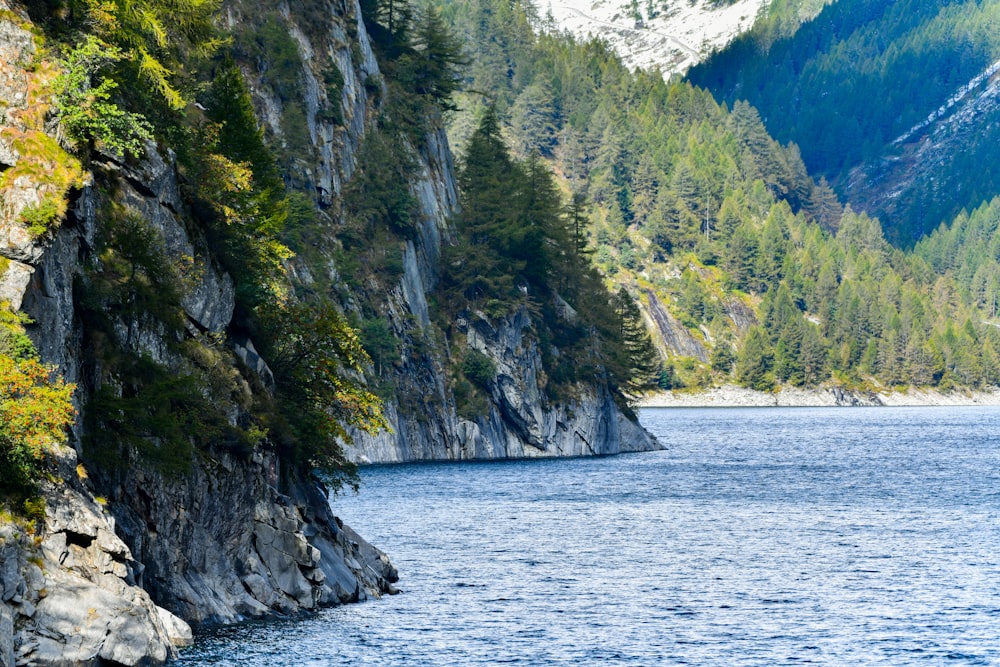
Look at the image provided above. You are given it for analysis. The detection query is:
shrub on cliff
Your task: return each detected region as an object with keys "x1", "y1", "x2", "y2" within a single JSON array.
[
  {"x1": 256, "y1": 300, "x2": 388, "y2": 489},
  {"x1": 0, "y1": 309, "x2": 75, "y2": 502},
  {"x1": 54, "y1": 36, "x2": 154, "y2": 157}
]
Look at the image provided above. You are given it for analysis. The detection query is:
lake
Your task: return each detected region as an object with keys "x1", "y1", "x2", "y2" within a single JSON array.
[{"x1": 174, "y1": 407, "x2": 1000, "y2": 665}]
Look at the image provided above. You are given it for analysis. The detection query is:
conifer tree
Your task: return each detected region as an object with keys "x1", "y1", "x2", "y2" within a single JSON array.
[
  {"x1": 611, "y1": 288, "x2": 662, "y2": 398},
  {"x1": 441, "y1": 107, "x2": 522, "y2": 312},
  {"x1": 736, "y1": 326, "x2": 775, "y2": 391},
  {"x1": 407, "y1": 4, "x2": 468, "y2": 109},
  {"x1": 73, "y1": 0, "x2": 222, "y2": 110}
]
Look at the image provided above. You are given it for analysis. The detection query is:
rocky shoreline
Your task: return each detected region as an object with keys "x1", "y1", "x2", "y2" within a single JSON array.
[{"x1": 639, "y1": 384, "x2": 1000, "y2": 408}]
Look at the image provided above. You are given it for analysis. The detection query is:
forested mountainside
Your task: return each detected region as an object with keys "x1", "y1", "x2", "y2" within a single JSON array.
[
  {"x1": 722, "y1": 0, "x2": 836, "y2": 51},
  {"x1": 441, "y1": 0, "x2": 1000, "y2": 393},
  {"x1": 688, "y1": 0, "x2": 1000, "y2": 245},
  {"x1": 0, "y1": 0, "x2": 658, "y2": 663}
]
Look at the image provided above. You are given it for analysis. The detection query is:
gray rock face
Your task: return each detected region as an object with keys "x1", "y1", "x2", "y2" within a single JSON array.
[
  {"x1": 348, "y1": 305, "x2": 660, "y2": 463},
  {"x1": 0, "y1": 259, "x2": 31, "y2": 310},
  {"x1": 98, "y1": 149, "x2": 236, "y2": 334},
  {"x1": 2, "y1": 450, "x2": 188, "y2": 667},
  {"x1": 1, "y1": 602, "x2": 14, "y2": 667},
  {"x1": 724, "y1": 297, "x2": 758, "y2": 334},
  {"x1": 0, "y1": 8, "x2": 44, "y2": 272},
  {"x1": 645, "y1": 290, "x2": 710, "y2": 362},
  {"x1": 107, "y1": 451, "x2": 396, "y2": 627}
]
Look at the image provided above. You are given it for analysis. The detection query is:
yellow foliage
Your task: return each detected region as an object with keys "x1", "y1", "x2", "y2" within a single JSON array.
[
  {"x1": 77, "y1": 0, "x2": 223, "y2": 110},
  {"x1": 0, "y1": 129, "x2": 85, "y2": 237},
  {"x1": 0, "y1": 304, "x2": 74, "y2": 497},
  {"x1": 0, "y1": 27, "x2": 86, "y2": 237},
  {"x1": 0, "y1": 355, "x2": 76, "y2": 458}
]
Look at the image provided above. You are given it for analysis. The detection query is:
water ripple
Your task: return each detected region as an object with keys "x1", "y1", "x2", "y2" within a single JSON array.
[{"x1": 176, "y1": 407, "x2": 1000, "y2": 666}]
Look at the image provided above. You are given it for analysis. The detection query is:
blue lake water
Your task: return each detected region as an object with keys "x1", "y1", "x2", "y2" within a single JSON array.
[{"x1": 174, "y1": 407, "x2": 1000, "y2": 665}]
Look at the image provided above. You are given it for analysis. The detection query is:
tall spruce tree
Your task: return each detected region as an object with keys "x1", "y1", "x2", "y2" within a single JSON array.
[{"x1": 612, "y1": 288, "x2": 662, "y2": 398}]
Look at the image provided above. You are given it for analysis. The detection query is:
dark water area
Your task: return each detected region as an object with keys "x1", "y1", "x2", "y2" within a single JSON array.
[{"x1": 175, "y1": 407, "x2": 1000, "y2": 665}]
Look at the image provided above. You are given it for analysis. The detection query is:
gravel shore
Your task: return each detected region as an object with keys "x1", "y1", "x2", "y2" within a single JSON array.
[{"x1": 639, "y1": 385, "x2": 1000, "y2": 408}]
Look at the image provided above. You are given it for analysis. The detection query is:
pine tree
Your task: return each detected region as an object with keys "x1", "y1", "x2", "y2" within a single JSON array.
[
  {"x1": 611, "y1": 288, "x2": 661, "y2": 398},
  {"x1": 736, "y1": 326, "x2": 775, "y2": 391},
  {"x1": 440, "y1": 108, "x2": 521, "y2": 313},
  {"x1": 407, "y1": 4, "x2": 468, "y2": 109}
]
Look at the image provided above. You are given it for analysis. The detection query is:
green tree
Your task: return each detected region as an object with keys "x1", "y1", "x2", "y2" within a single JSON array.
[
  {"x1": 407, "y1": 4, "x2": 467, "y2": 109},
  {"x1": 195, "y1": 64, "x2": 293, "y2": 306},
  {"x1": 611, "y1": 288, "x2": 661, "y2": 398},
  {"x1": 360, "y1": 318, "x2": 401, "y2": 377},
  {"x1": 0, "y1": 355, "x2": 75, "y2": 500},
  {"x1": 73, "y1": 0, "x2": 222, "y2": 110},
  {"x1": 54, "y1": 36, "x2": 154, "y2": 156},
  {"x1": 736, "y1": 326, "x2": 775, "y2": 391},
  {"x1": 710, "y1": 343, "x2": 736, "y2": 374},
  {"x1": 440, "y1": 107, "x2": 522, "y2": 313},
  {"x1": 258, "y1": 301, "x2": 387, "y2": 488}
]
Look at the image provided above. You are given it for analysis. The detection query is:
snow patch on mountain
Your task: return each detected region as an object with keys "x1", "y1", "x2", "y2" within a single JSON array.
[{"x1": 545, "y1": 0, "x2": 767, "y2": 75}]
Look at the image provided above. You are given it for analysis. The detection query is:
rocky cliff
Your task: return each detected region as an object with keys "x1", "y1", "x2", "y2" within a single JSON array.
[
  {"x1": 214, "y1": 0, "x2": 659, "y2": 463},
  {"x1": 351, "y1": 306, "x2": 658, "y2": 463},
  {"x1": 0, "y1": 0, "x2": 658, "y2": 664},
  {"x1": 0, "y1": 2, "x2": 398, "y2": 664}
]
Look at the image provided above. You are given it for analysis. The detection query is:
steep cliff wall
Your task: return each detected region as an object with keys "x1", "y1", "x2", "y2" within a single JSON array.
[
  {"x1": 0, "y1": 2, "x2": 396, "y2": 664},
  {"x1": 0, "y1": 0, "x2": 658, "y2": 663},
  {"x1": 225, "y1": 0, "x2": 659, "y2": 464}
]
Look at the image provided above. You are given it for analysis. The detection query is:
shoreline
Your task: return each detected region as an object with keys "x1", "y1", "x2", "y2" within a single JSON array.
[{"x1": 638, "y1": 384, "x2": 1000, "y2": 408}]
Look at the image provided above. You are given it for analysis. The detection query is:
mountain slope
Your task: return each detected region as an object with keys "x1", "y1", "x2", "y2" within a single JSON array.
[
  {"x1": 545, "y1": 0, "x2": 766, "y2": 75},
  {"x1": 444, "y1": 0, "x2": 1000, "y2": 394},
  {"x1": 543, "y1": 0, "x2": 835, "y2": 77},
  {"x1": 688, "y1": 0, "x2": 1000, "y2": 244}
]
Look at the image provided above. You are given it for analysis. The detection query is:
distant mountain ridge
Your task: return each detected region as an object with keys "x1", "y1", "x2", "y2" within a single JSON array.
[{"x1": 544, "y1": 0, "x2": 834, "y2": 76}]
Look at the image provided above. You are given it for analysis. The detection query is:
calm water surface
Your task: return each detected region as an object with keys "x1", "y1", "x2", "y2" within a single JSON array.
[{"x1": 175, "y1": 407, "x2": 1000, "y2": 665}]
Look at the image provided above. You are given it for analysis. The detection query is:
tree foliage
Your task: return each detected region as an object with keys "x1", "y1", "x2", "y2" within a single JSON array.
[
  {"x1": 54, "y1": 36, "x2": 154, "y2": 156},
  {"x1": 0, "y1": 309, "x2": 75, "y2": 501},
  {"x1": 361, "y1": 0, "x2": 467, "y2": 142},
  {"x1": 257, "y1": 301, "x2": 387, "y2": 488},
  {"x1": 689, "y1": 0, "x2": 1000, "y2": 244},
  {"x1": 68, "y1": 0, "x2": 223, "y2": 110},
  {"x1": 440, "y1": 108, "x2": 662, "y2": 404},
  {"x1": 193, "y1": 62, "x2": 293, "y2": 308}
]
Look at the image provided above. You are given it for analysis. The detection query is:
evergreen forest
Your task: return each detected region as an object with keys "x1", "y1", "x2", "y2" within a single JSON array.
[
  {"x1": 689, "y1": 0, "x2": 1000, "y2": 244},
  {"x1": 437, "y1": 0, "x2": 1000, "y2": 393}
]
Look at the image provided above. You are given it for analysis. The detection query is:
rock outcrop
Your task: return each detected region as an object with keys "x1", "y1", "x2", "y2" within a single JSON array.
[
  {"x1": 0, "y1": 446, "x2": 397, "y2": 666},
  {"x1": 350, "y1": 306, "x2": 659, "y2": 463},
  {"x1": 1, "y1": 2, "x2": 397, "y2": 664},
  {"x1": 106, "y1": 450, "x2": 397, "y2": 627},
  {"x1": 1, "y1": 450, "x2": 190, "y2": 667},
  {"x1": 644, "y1": 290, "x2": 709, "y2": 363},
  {"x1": 0, "y1": 0, "x2": 658, "y2": 663}
]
